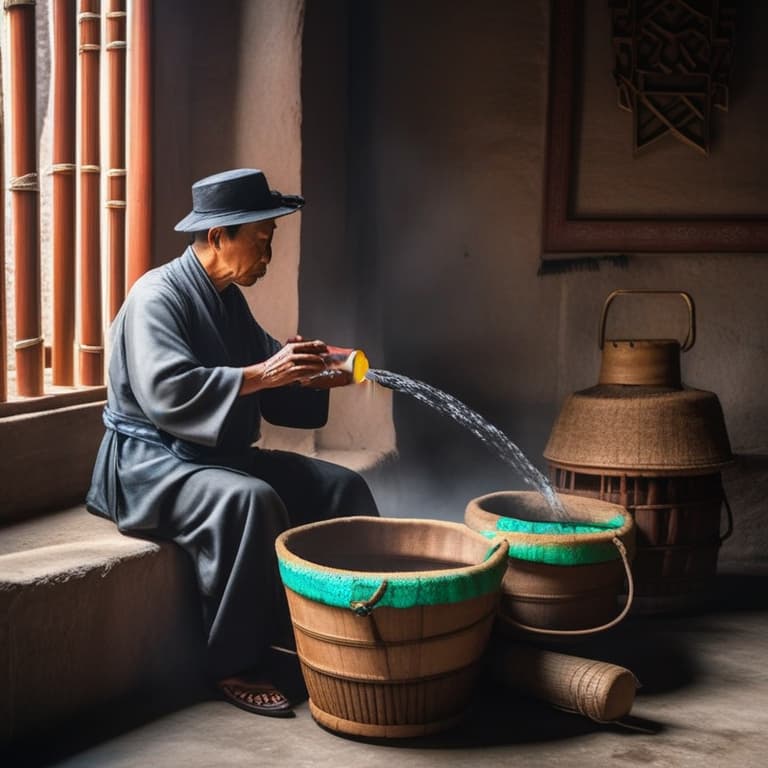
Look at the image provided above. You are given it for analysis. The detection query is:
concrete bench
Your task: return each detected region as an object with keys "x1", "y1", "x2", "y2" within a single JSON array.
[{"x1": 0, "y1": 384, "x2": 396, "y2": 743}]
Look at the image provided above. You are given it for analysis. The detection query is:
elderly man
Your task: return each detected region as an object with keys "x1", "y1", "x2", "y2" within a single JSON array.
[{"x1": 87, "y1": 168, "x2": 379, "y2": 717}]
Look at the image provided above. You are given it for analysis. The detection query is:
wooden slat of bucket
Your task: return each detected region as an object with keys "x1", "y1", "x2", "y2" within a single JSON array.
[{"x1": 285, "y1": 588, "x2": 497, "y2": 736}]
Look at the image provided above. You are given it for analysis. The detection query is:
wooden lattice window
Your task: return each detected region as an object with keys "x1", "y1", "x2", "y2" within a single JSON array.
[{"x1": 0, "y1": 0, "x2": 151, "y2": 415}]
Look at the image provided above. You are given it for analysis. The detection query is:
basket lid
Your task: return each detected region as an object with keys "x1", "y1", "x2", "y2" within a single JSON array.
[{"x1": 543, "y1": 385, "x2": 733, "y2": 472}]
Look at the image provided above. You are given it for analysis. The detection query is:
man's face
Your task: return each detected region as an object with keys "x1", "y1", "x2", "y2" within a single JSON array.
[{"x1": 223, "y1": 218, "x2": 277, "y2": 286}]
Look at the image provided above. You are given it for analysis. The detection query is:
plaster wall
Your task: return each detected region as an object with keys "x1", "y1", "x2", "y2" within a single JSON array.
[
  {"x1": 301, "y1": 1, "x2": 768, "y2": 564},
  {"x1": 153, "y1": 0, "x2": 304, "y2": 343}
]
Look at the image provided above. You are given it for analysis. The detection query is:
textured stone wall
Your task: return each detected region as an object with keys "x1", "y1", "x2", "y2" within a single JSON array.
[{"x1": 300, "y1": 0, "x2": 768, "y2": 566}]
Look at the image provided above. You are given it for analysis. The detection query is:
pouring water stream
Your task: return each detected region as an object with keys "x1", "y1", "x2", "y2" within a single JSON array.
[{"x1": 365, "y1": 369, "x2": 568, "y2": 520}]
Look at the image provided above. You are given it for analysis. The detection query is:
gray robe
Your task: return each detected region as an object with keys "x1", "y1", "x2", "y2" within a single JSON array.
[{"x1": 87, "y1": 247, "x2": 378, "y2": 679}]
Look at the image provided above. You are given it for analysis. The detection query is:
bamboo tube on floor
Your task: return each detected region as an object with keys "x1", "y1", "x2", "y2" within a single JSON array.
[
  {"x1": 126, "y1": 0, "x2": 152, "y2": 289},
  {"x1": 105, "y1": 0, "x2": 126, "y2": 320},
  {"x1": 492, "y1": 643, "x2": 638, "y2": 723},
  {"x1": 7, "y1": 0, "x2": 44, "y2": 396},
  {"x1": 52, "y1": 0, "x2": 77, "y2": 385},
  {"x1": 77, "y1": 0, "x2": 103, "y2": 385}
]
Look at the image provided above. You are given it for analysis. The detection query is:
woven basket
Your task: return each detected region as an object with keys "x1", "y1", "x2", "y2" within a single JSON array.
[
  {"x1": 548, "y1": 465, "x2": 733, "y2": 609},
  {"x1": 544, "y1": 385, "x2": 732, "y2": 473},
  {"x1": 275, "y1": 516, "x2": 508, "y2": 738},
  {"x1": 464, "y1": 492, "x2": 635, "y2": 638}
]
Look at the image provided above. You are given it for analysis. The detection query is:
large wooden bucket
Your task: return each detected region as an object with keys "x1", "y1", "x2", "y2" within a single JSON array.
[
  {"x1": 464, "y1": 492, "x2": 635, "y2": 638},
  {"x1": 548, "y1": 465, "x2": 733, "y2": 611},
  {"x1": 275, "y1": 516, "x2": 508, "y2": 738}
]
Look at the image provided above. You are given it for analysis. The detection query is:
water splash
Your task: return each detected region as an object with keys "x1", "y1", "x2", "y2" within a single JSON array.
[{"x1": 366, "y1": 369, "x2": 568, "y2": 520}]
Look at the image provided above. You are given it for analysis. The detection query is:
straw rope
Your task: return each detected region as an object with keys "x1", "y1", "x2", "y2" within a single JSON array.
[
  {"x1": 107, "y1": 168, "x2": 126, "y2": 176},
  {"x1": 4, "y1": 0, "x2": 36, "y2": 9},
  {"x1": 14, "y1": 336, "x2": 43, "y2": 351},
  {"x1": 106, "y1": 10, "x2": 126, "y2": 18},
  {"x1": 106, "y1": 200, "x2": 126, "y2": 208},
  {"x1": 50, "y1": 163, "x2": 77, "y2": 174},
  {"x1": 78, "y1": 11, "x2": 99, "y2": 21},
  {"x1": 9, "y1": 173, "x2": 39, "y2": 191},
  {"x1": 106, "y1": 41, "x2": 126, "y2": 50},
  {"x1": 80, "y1": 164, "x2": 101, "y2": 173},
  {"x1": 78, "y1": 343, "x2": 103, "y2": 353}
]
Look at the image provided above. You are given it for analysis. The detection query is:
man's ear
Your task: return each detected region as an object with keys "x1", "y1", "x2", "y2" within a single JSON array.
[{"x1": 209, "y1": 227, "x2": 222, "y2": 249}]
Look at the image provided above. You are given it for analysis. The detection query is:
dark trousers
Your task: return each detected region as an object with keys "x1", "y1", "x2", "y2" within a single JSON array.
[{"x1": 146, "y1": 449, "x2": 379, "y2": 680}]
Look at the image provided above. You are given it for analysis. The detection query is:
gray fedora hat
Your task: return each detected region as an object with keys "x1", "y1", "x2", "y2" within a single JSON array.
[{"x1": 174, "y1": 168, "x2": 304, "y2": 232}]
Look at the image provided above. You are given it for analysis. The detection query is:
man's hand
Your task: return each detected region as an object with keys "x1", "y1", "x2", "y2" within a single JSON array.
[{"x1": 240, "y1": 338, "x2": 328, "y2": 395}]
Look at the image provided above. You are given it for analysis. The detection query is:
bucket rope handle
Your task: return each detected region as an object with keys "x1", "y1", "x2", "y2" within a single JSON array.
[
  {"x1": 720, "y1": 490, "x2": 734, "y2": 544},
  {"x1": 498, "y1": 537, "x2": 634, "y2": 638},
  {"x1": 350, "y1": 580, "x2": 389, "y2": 617},
  {"x1": 599, "y1": 290, "x2": 696, "y2": 352}
]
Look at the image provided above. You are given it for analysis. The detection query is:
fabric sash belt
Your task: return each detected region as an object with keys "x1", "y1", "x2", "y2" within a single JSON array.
[{"x1": 102, "y1": 406, "x2": 211, "y2": 461}]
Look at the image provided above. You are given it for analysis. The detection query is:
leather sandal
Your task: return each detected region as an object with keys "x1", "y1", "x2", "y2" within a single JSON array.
[{"x1": 217, "y1": 676, "x2": 295, "y2": 718}]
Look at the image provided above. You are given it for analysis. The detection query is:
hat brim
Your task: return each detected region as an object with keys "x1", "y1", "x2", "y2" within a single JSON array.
[{"x1": 174, "y1": 203, "x2": 303, "y2": 232}]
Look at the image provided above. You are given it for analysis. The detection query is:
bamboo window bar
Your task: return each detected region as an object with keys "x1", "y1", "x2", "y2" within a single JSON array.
[
  {"x1": 52, "y1": 0, "x2": 77, "y2": 385},
  {"x1": 77, "y1": 0, "x2": 103, "y2": 386},
  {"x1": 0, "y1": 0, "x2": 152, "y2": 406},
  {"x1": 126, "y1": 0, "x2": 151, "y2": 289},
  {"x1": 105, "y1": 0, "x2": 126, "y2": 322},
  {"x1": 6, "y1": 0, "x2": 43, "y2": 397},
  {"x1": 0, "y1": 44, "x2": 6, "y2": 402}
]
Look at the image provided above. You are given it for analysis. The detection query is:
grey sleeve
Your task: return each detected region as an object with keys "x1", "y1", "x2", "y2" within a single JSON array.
[{"x1": 123, "y1": 288, "x2": 243, "y2": 446}]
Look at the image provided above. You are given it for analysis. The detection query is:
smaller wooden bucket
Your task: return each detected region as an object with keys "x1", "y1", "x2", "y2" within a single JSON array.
[
  {"x1": 275, "y1": 516, "x2": 508, "y2": 738},
  {"x1": 464, "y1": 492, "x2": 635, "y2": 639}
]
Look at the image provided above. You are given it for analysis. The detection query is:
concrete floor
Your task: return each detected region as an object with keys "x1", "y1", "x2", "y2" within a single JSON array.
[{"x1": 4, "y1": 569, "x2": 768, "y2": 768}]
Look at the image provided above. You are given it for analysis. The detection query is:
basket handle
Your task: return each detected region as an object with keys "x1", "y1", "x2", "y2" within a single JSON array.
[
  {"x1": 599, "y1": 290, "x2": 696, "y2": 352},
  {"x1": 719, "y1": 490, "x2": 734, "y2": 544},
  {"x1": 498, "y1": 537, "x2": 634, "y2": 638}
]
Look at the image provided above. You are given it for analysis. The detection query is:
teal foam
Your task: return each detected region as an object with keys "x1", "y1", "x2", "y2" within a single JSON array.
[
  {"x1": 478, "y1": 512, "x2": 627, "y2": 566},
  {"x1": 278, "y1": 546, "x2": 507, "y2": 612},
  {"x1": 495, "y1": 513, "x2": 626, "y2": 536}
]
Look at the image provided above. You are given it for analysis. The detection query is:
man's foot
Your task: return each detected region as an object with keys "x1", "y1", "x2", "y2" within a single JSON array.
[{"x1": 217, "y1": 676, "x2": 295, "y2": 718}]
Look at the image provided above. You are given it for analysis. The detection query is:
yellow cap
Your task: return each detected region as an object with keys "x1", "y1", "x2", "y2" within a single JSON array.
[{"x1": 351, "y1": 350, "x2": 369, "y2": 383}]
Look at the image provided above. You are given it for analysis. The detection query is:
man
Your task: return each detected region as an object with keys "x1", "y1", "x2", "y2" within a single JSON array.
[{"x1": 87, "y1": 168, "x2": 379, "y2": 717}]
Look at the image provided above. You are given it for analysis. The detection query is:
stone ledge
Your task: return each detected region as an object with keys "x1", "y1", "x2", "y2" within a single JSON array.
[
  {"x1": 0, "y1": 521, "x2": 204, "y2": 744},
  {"x1": 0, "y1": 444, "x2": 395, "y2": 744}
]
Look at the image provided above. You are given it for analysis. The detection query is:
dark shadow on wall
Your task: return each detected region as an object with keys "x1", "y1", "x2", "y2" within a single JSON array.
[
  {"x1": 153, "y1": 0, "x2": 245, "y2": 268},
  {"x1": 300, "y1": 0, "x2": 382, "y2": 357}
]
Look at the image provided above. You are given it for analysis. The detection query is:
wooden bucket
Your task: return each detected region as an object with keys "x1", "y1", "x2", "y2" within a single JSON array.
[
  {"x1": 275, "y1": 516, "x2": 508, "y2": 738},
  {"x1": 548, "y1": 465, "x2": 733, "y2": 611},
  {"x1": 464, "y1": 492, "x2": 635, "y2": 638}
]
